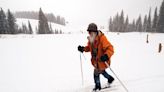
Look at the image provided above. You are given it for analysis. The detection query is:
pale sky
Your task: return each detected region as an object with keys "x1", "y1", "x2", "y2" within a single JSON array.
[{"x1": 0, "y1": 0, "x2": 163, "y2": 31}]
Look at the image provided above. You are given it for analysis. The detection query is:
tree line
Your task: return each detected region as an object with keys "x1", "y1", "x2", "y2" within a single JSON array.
[
  {"x1": 109, "y1": 0, "x2": 164, "y2": 33},
  {"x1": 14, "y1": 11, "x2": 66, "y2": 26},
  {"x1": 0, "y1": 8, "x2": 63, "y2": 34}
]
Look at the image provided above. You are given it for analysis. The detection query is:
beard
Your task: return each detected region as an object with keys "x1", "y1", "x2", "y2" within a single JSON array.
[{"x1": 87, "y1": 33, "x2": 97, "y2": 44}]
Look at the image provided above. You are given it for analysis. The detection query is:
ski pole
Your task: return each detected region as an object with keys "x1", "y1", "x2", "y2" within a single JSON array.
[
  {"x1": 105, "y1": 62, "x2": 129, "y2": 92},
  {"x1": 80, "y1": 52, "x2": 84, "y2": 86},
  {"x1": 82, "y1": 53, "x2": 86, "y2": 60}
]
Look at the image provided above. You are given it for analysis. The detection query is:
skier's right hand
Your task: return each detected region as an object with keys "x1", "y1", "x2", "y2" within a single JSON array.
[{"x1": 78, "y1": 45, "x2": 84, "y2": 53}]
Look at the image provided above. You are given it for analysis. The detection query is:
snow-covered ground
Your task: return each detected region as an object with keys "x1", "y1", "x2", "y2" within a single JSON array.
[{"x1": 0, "y1": 33, "x2": 164, "y2": 92}]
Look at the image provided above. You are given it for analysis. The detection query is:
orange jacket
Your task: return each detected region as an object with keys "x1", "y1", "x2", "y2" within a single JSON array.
[{"x1": 84, "y1": 31, "x2": 114, "y2": 70}]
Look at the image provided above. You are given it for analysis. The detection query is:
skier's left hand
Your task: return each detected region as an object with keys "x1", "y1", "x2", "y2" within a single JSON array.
[{"x1": 100, "y1": 54, "x2": 109, "y2": 62}]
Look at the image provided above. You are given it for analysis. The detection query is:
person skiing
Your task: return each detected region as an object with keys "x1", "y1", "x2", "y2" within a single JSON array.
[{"x1": 78, "y1": 23, "x2": 114, "y2": 91}]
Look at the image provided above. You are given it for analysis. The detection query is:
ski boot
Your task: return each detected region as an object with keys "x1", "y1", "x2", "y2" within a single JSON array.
[
  {"x1": 108, "y1": 76, "x2": 114, "y2": 84},
  {"x1": 93, "y1": 83, "x2": 101, "y2": 91}
]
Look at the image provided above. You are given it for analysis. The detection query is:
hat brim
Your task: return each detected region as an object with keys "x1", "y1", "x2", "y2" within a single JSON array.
[{"x1": 87, "y1": 30, "x2": 98, "y2": 32}]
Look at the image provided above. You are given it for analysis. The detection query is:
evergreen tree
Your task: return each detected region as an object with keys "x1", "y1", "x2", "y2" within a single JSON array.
[
  {"x1": 109, "y1": 17, "x2": 113, "y2": 32},
  {"x1": 146, "y1": 8, "x2": 152, "y2": 32},
  {"x1": 49, "y1": 23, "x2": 54, "y2": 34},
  {"x1": 157, "y1": 0, "x2": 164, "y2": 33},
  {"x1": 125, "y1": 15, "x2": 129, "y2": 32},
  {"x1": 114, "y1": 13, "x2": 119, "y2": 32},
  {"x1": 35, "y1": 26, "x2": 38, "y2": 34},
  {"x1": 152, "y1": 7, "x2": 158, "y2": 33},
  {"x1": 136, "y1": 15, "x2": 142, "y2": 32},
  {"x1": 143, "y1": 15, "x2": 148, "y2": 32},
  {"x1": 28, "y1": 21, "x2": 33, "y2": 34},
  {"x1": 38, "y1": 8, "x2": 50, "y2": 34},
  {"x1": 56, "y1": 16, "x2": 61, "y2": 24},
  {"x1": 7, "y1": 9, "x2": 17, "y2": 34},
  {"x1": 17, "y1": 27, "x2": 23, "y2": 34},
  {"x1": 60, "y1": 17, "x2": 66, "y2": 25},
  {"x1": 0, "y1": 8, "x2": 9, "y2": 34},
  {"x1": 119, "y1": 10, "x2": 125, "y2": 32},
  {"x1": 22, "y1": 23, "x2": 28, "y2": 34},
  {"x1": 59, "y1": 30, "x2": 62, "y2": 34},
  {"x1": 132, "y1": 19, "x2": 136, "y2": 32},
  {"x1": 55, "y1": 29, "x2": 58, "y2": 34}
]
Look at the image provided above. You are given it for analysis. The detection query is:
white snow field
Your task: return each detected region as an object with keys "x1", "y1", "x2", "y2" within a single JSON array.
[{"x1": 0, "y1": 33, "x2": 164, "y2": 92}]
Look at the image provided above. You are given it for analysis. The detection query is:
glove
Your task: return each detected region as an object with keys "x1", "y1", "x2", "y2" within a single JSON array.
[
  {"x1": 100, "y1": 54, "x2": 109, "y2": 62},
  {"x1": 78, "y1": 45, "x2": 84, "y2": 53}
]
